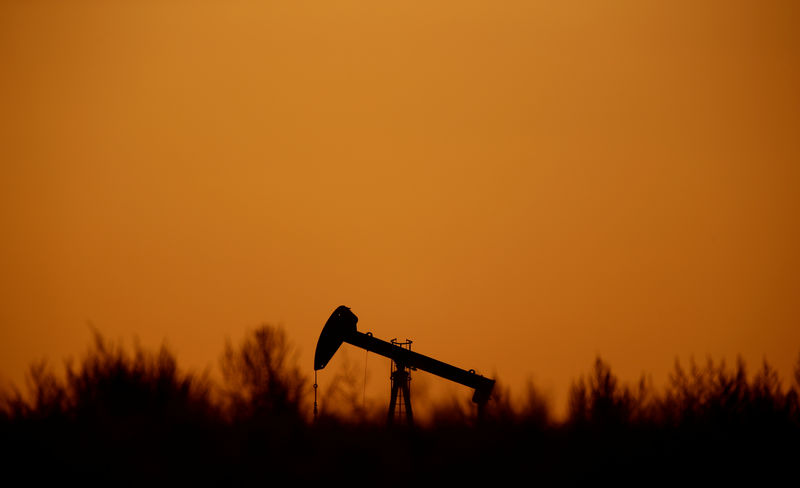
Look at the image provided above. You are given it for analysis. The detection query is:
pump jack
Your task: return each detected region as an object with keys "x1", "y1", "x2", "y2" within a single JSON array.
[{"x1": 314, "y1": 306, "x2": 495, "y2": 424}]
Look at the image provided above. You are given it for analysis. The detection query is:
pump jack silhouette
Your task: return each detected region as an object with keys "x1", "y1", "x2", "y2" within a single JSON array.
[{"x1": 314, "y1": 306, "x2": 495, "y2": 424}]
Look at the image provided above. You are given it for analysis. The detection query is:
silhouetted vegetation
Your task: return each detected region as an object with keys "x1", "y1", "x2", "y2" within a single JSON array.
[
  {"x1": 2, "y1": 327, "x2": 798, "y2": 484},
  {"x1": 220, "y1": 325, "x2": 306, "y2": 423}
]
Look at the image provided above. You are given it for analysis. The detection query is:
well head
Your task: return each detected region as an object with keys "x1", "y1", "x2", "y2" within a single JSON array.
[{"x1": 314, "y1": 305, "x2": 358, "y2": 370}]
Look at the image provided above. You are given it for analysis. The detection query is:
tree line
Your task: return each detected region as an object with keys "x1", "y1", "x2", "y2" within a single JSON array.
[{"x1": 2, "y1": 325, "x2": 798, "y2": 484}]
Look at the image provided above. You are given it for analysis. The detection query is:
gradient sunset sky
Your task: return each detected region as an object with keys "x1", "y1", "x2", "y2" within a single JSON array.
[{"x1": 2, "y1": 1, "x2": 798, "y2": 414}]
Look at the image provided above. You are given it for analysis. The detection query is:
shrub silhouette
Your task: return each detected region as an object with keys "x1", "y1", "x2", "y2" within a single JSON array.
[
  {"x1": 313, "y1": 347, "x2": 383, "y2": 424},
  {"x1": 68, "y1": 332, "x2": 213, "y2": 423},
  {"x1": 0, "y1": 331, "x2": 213, "y2": 423},
  {"x1": 220, "y1": 324, "x2": 307, "y2": 425},
  {"x1": 517, "y1": 379, "x2": 551, "y2": 429},
  {"x1": 2, "y1": 360, "x2": 68, "y2": 420},
  {"x1": 0, "y1": 331, "x2": 218, "y2": 483},
  {"x1": 568, "y1": 357, "x2": 633, "y2": 428},
  {"x1": 427, "y1": 377, "x2": 551, "y2": 430},
  {"x1": 1, "y1": 328, "x2": 799, "y2": 483}
]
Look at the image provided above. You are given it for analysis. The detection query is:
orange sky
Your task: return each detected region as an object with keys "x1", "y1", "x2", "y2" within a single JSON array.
[{"x1": 1, "y1": 0, "x2": 799, "y2": 416}]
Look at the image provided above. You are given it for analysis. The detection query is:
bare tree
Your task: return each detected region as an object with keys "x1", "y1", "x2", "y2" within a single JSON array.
[{"x1": 220, "y1": 325, "x2": 307, "y2": 423}]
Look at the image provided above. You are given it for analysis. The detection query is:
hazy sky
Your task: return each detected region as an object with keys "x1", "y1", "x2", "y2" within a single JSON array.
[{"x1": 2, "y1": 0, "x2": 799, "y2": 415}]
